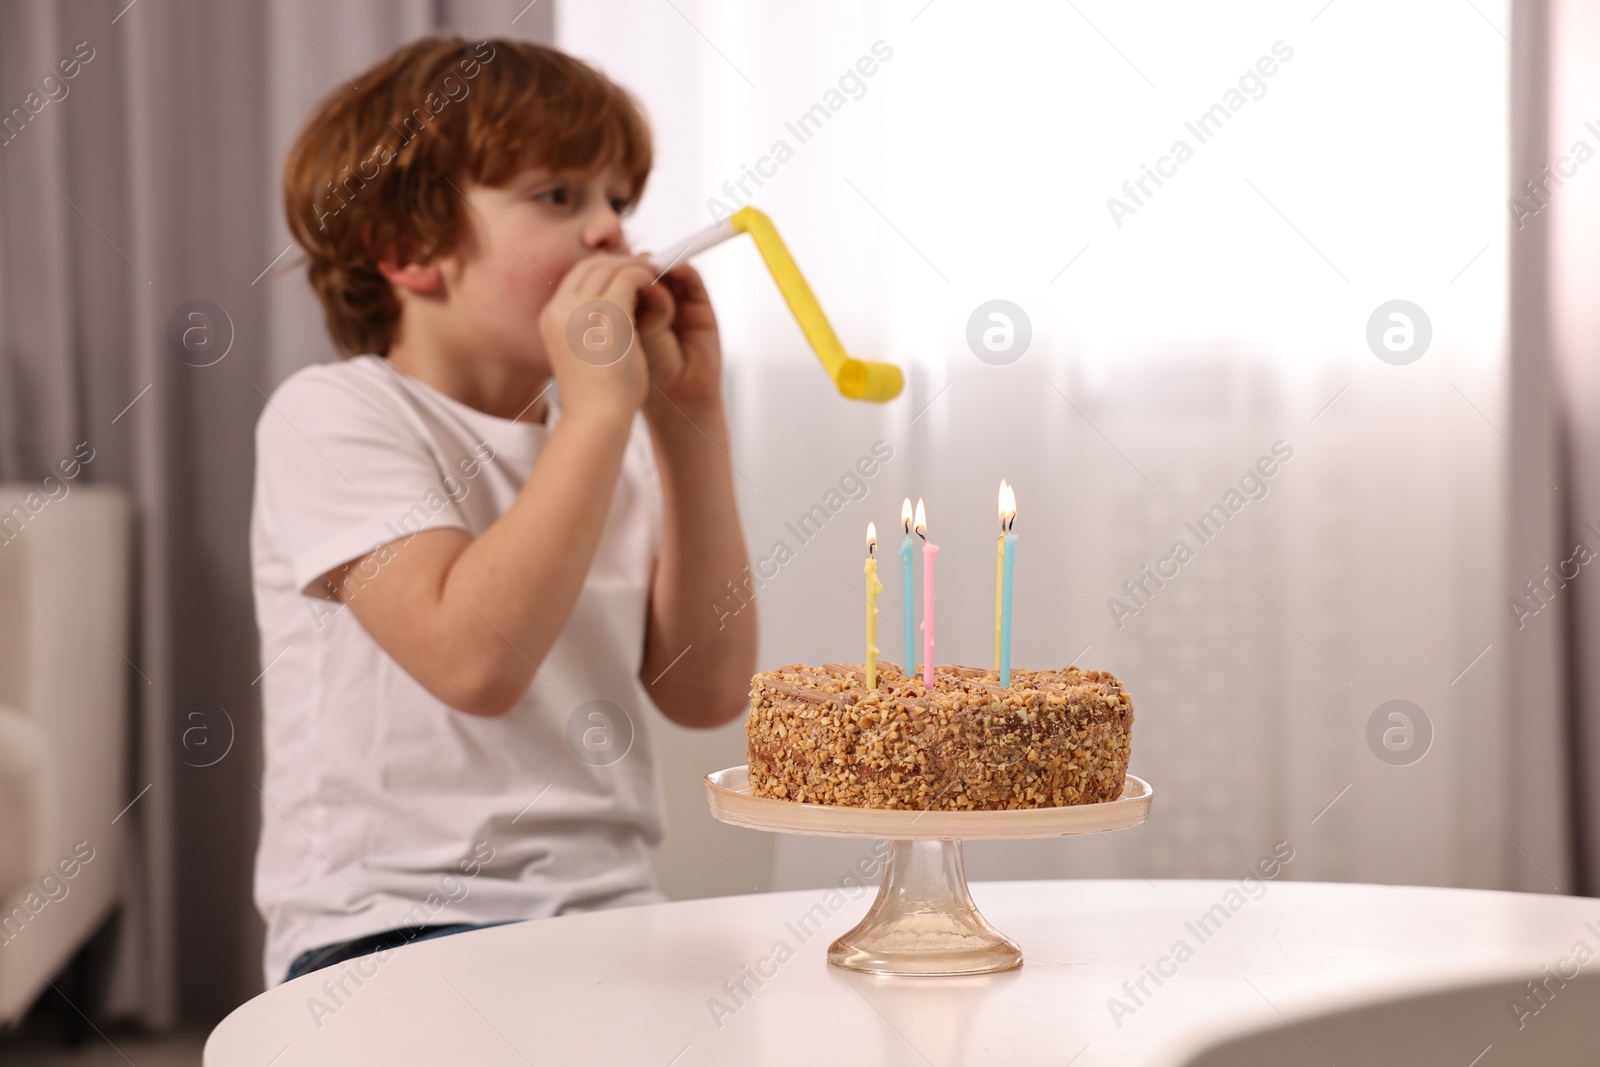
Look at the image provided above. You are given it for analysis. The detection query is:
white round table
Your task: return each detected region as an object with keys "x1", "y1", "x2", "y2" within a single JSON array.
[{"x1": 205, "y1": 880, "x2": 1599, "y2": 1066}]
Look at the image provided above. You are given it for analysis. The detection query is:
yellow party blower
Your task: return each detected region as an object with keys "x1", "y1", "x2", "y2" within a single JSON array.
[{"x1": 649, "y1": 207, "x2": 904, "y2": 403}]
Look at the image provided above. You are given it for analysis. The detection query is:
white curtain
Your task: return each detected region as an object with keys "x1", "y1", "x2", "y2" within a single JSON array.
[{"x1": 561, "y1": 0, "x2": 1573, "y2": 896}]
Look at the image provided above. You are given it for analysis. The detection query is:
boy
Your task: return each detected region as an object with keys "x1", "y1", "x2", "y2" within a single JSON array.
[{"x1": 250, "y1": 36, "x2": 757, "y2": 987}]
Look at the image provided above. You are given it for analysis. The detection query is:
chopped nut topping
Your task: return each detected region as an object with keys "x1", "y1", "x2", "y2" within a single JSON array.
[{"x1": 746, "y1": 662, "x2": 1134, "y2": 811}]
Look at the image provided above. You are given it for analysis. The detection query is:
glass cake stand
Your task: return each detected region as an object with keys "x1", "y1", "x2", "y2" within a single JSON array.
[{"x1": 703, "y1": 765, "x2": 1153, "y2": 977}]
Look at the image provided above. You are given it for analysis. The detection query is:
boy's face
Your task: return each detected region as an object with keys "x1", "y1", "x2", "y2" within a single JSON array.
[{"x1": 430, "y1": 163, "x2": 637, "y2": 368}]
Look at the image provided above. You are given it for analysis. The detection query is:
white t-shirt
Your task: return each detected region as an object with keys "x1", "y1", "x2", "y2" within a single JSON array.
[{"x1": 249, "y1": 354, "x2": 668, "y2": 987}]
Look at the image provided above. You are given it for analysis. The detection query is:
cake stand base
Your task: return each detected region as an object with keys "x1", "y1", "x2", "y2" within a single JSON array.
[
  {"x1": 702, "y1": 766, "x2": 1152, "y2": 978},
  {"x1": 827, "y1": 838, "x2": 1021, "y2": 976}
]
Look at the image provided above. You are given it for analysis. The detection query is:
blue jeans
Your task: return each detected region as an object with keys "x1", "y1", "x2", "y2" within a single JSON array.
[{"x1": 283, "y1": 921, "x2": 516, "y2": 984}]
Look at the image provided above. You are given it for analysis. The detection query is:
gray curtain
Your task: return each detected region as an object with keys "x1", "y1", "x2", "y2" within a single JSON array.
[
  {"x1": 1506, "y1": 0, "x2": 1574, "y2": 894},
  {"x1": 1546, "y1": 0, "x2": 1600, "y2": 896},
  {"x1": 0, "y1": 0, "x2": 554, "y2": 1026}
]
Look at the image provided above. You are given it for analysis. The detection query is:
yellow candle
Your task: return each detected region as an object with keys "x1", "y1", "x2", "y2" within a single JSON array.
[
  {"x1": 864, "y1": 522, "x2": 882, "y2": 689},
  {"x1": 994, "y1": 544, "x2": 1004, "y2": 669}
]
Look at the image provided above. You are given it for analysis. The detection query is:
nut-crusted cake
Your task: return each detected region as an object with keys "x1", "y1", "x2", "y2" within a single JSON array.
[{"x1": 746, "y1": 660, "x2": 1133, "y2": 810}]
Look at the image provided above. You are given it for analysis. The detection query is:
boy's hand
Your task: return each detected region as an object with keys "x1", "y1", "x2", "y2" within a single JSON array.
[
  {"x1": 537, "y1": 254, "x2": 659, "y2": 422},
  {"x1": 634, "y1": 259, "x2": 724, "y2": 418}
]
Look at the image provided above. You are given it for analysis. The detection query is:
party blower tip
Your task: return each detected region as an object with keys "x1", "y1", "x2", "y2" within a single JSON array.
[{"x1": 645, "y1": 206, "x2": 905, "y2": 404}]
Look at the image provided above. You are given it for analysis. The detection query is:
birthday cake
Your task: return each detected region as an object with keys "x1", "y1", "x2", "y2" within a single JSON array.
[{"x1": 746, "y1": 661, "x2": 1133, "y2": 810}]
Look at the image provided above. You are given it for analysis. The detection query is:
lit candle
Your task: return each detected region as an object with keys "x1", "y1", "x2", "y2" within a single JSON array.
[
  {"x1": 998, "y1": 481, "x2": 1017, "y2": 687},
  {"x1": 899, "y1": 498, "x2": 915, "y2": 678},
  {"x1": 864, "y1": 522, "x2": 882, "y2": 690},
  {"x1": 915, "y1": 498, "x2": 938, "y2": 689}
]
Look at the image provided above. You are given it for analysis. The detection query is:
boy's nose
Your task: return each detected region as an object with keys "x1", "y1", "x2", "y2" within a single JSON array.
[{"x1": 584, "y1": 210, "x2": 626, "y2": 254}]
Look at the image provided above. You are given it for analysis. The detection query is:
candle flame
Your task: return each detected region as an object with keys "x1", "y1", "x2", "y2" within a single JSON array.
[
  {"x1": 866, "y1": 521, "x2": 877, "y2": 554},
  {"x1": 901, "y1": 497, "x2": 913, "y2": 533},
  {"x1": 998, "y1": 480, "x2": 1017, "y2": 529},
  {"x1": 913, "y1": 497, "x2": 927, "y2": 539}
]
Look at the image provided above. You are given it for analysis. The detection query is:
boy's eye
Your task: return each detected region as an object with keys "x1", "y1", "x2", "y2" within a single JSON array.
[{"x1": 531, "y1": 186, "x2": 630, "y2": 215}]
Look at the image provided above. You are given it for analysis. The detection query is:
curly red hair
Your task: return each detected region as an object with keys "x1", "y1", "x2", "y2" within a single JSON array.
[{"x1": 283, "y1": 36, "x2": 652, "y2": 356}]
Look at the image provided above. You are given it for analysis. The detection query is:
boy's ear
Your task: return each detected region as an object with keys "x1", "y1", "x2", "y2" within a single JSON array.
[{"x1": 377, "y1": 244, "x2": 444, "y2": 295}]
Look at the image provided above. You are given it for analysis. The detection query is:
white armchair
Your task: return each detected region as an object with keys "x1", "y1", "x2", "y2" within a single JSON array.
[{"x1": 0, "y1": 484, "x2": 130, "y2": 1029}]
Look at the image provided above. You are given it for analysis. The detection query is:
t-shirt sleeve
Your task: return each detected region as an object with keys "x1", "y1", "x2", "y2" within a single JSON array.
[{"x1": 255, "y1": 367, "x2": 470, "y2": 597}]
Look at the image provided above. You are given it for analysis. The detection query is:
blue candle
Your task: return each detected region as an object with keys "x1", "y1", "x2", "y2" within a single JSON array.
[
  {"x1": 899, "y1": 498, "x2": 915, "y2": 677},
  {"x1": 999, "y1": 482, "x2": 1018, "y2": 686}
]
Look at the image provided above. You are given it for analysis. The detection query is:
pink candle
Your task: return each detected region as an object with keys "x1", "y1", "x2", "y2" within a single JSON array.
[{"x1": 914, "y1": 498, "x2": 938, "y2": 689}]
